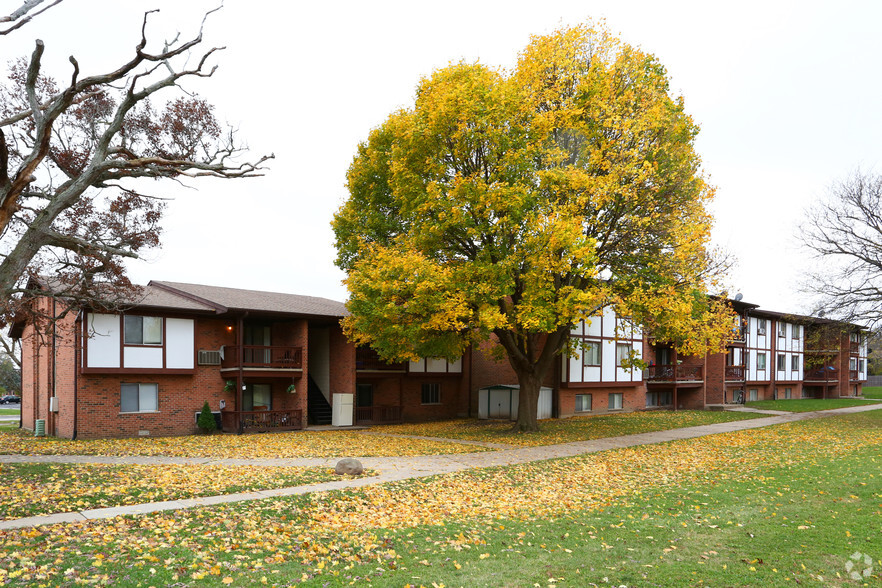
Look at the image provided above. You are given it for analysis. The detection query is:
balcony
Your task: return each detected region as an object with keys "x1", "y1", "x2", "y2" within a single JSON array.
[
  {"x1": 356, "y1": 347, "x2": 406, "y2": 372},
  {"x1": 220, "y1": 409, "x2": 303, "y2": 433},
  {"x1": 850, "y1": 369, "x2": 859, "y2": 381},
  {"x1": 804, "y1": 366, "x2": 838, "y2": 382},
  {"x1": 355, "y1": 405, "x2": 402, "y2": 425},
  {"x1": 725, "y1": 365, "x2": 746, "y2": 381},
  {"x1": 646, "y1": 364, "x2": 703, "y2": 383},
  {"x1": 220, "y1": 345, "x2": 302, "y2": 369}
]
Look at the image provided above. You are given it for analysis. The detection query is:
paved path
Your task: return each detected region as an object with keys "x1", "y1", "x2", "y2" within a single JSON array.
[{"x1": 2, "y1": 403, "x2": 881, "y2": 531}]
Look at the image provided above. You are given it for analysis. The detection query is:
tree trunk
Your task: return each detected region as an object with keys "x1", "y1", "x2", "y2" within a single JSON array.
[{"x1": 513, "y1": 370, "x2": 542, "y2": 432}]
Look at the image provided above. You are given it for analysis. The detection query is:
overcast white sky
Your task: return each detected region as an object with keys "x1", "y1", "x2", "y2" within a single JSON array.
[{"x1": 5, "y1": 0, "x2": 881, "y2": 314}]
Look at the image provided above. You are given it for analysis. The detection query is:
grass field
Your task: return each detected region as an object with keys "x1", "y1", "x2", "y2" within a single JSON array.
[
  {"x1": 0, "y1": 408, "x2": 20, "y2": 415},
  {"x1": 863, "y1": 386, "x2": 882, "y2": 399},
  {"x1": 0, "y1": 462, "x2": 368, "y2": 520},
  {"x1": 374, "y1": 410, "x2": 763, "y2": 446},
  {"x1": 745, "y1": 397, "x2": 880, "y2": 412},
  {"x1": 1, "y1": 411, "x2": 879, "y2": 586}
]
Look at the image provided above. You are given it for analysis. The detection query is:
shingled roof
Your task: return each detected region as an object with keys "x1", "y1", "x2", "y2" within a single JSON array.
[{"x1": 147, "y1": 281, "x2": 348, "y2": 318}]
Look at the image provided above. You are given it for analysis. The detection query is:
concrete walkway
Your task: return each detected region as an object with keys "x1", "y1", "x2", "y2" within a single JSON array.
[{"x1": 2, "y1": 403, "x2": 881, "y2": 531}]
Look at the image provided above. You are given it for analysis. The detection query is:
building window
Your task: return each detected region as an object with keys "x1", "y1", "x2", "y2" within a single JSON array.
[
  {"x1": 756, "y1": 319, "x2": 766, "y2": 336},
  {"x1": 609, "y1": 392, "x2": 623, "y2": 410},
  {"x1": 121, "y1": 383, "x2": 158, "y2": 413},
  {"x1": 777, "y1": 322, "x2": 786, "y2": 337},
  {"x1": 124, "y1": 315, "x2": 162, "y2": 345},
  {"x1": 582, "y1": 341, "x2": 601, "y2": 366},
  {"x1": 748, "y1": 389, "x2": 758, "y2": 402},
  {"x1": 421, "y1": 383, "x2": 441, "y2": 405},
  {"x1": 791, "y1": 356, "x2": 799, "y2": 371},
  {"x1": 850, "y1": 357, "x2": 857, "y2": 371},
  {"x1": 646, "y1": 391, "x2": 672, "y2": 407},
  {"x1": 784, "y1": 387, "x2": 792, "y2": 399},
  {"x1": 792, "y1": 326, "x2": 799, "y2": 339},
  {"x1": 850, "y1": 332, "x2": 859, "y2": 342},
  {"x1": 777, "y1": 354, "x2": 786, "y2": 371},
  {"x1": 859, "y1": 359, "x2": 865, "y2": 373},
  {"x1": 616, "y1": 343, "x2": 632, "y2": 367},
  {"x1": 757, "y1": 352, "x2": 766, "y2": 370},
  {"x1": 575, "y1": 394, "x2": 592, "y2": 412}
]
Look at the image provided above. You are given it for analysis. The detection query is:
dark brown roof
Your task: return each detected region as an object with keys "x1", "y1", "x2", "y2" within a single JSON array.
[{"x1": 149, "y1": 281, "x2": 348, "y2": 318}]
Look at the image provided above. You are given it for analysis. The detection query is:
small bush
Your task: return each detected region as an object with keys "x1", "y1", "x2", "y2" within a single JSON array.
[{"x1": 197, "y1": 401, "x2": 217, "y2": 434}]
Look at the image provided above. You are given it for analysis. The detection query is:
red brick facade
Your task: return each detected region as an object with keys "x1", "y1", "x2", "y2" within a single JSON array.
[{"x1": 15, "y1": 286, "x2": 868, "y2": 439}]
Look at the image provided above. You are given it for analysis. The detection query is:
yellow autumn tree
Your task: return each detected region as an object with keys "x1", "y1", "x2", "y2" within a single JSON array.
[{"x1": 333, "y1": 23, "x2": 734, "y2": 431}]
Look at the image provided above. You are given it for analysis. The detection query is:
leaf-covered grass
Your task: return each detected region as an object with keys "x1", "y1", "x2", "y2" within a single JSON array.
[
  {"x1": 0, "y1": 462, "x2": 357, "y2": 520},
  {"x1": 373, "y1": 410, "x2": 764, "y2": 446},
  {"x1": 745, "y1": 398, "x2": 881, "y2": 412},
  {"x1": 0, "y1": 429, "x2": 490, "y2": 458},
  {"x1": 2, "y1": 412, "x2": 879, "y2": 585},
  {"x1": 863, "y1": 385, "x2": 882, "y2": 399}
]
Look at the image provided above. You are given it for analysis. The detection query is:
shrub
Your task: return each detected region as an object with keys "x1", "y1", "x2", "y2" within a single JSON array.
[{"x1": 197, "y1": 401, "x2": 217, "y2": 434}]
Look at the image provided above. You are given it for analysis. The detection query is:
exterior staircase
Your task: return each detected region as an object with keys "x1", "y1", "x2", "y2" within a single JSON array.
[{"x1": 307, "y1": 375, "x2": 332, "y2": 425}]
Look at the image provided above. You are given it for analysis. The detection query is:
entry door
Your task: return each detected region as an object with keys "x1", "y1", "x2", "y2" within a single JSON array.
[
  {"x1": 244, "y1": 324, "x2": 271, "y2": 365},
  {"x1": 356, "y1": 383, "x2": 373, "y2": 408},
  {"x1": 244, "y1": 384, "x2": 272, "y2": 411}
]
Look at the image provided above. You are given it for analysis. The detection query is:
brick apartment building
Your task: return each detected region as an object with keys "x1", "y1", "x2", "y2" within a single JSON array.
[{"x1": 12, "y1": 280, "x2": 869, "y2": 439}]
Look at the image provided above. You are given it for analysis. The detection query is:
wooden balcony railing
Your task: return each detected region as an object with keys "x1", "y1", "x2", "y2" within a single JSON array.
[
  {"x1": 804, "y1": 367, "x2": 838, "y2": 382},
  {"x1": 354, "y1": 405, "x2": 402, "y2": 424},
  {"x1": 725, "y1": 365, "x2": 745, "y2": 381},
  {"x1": 356, "y1": 347, "x2": 406, "y2": 372},
  {"x1": 646, "y1": 364, "x2": 703, "y2": 382},
  {"x1": 850, "y1": 369, "x2": 859, "y2": 380},
  {"x1": 221, "y1": 409, "x2": 303, "y2": 433},
  {"x1": 220, "y1": 345, "x2": 302, "y2": 369}
]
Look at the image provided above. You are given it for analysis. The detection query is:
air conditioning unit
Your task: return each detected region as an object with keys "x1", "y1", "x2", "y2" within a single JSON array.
[{"x1": 198, "y1": 349, "x2": 222, "y2": 365}]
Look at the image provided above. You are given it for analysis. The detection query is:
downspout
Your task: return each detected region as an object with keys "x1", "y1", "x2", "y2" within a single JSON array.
[
  {"x1": 50, "y1": 298, "x2": 56, "y2": 436},
  {"x1": 72, "y1": 310, "x2": 82, "y2": 440},
  {"x1": 236, "y1": 312, "x2": 247, "y2": 434},
  {"x1": 467, "y1": 343, "x2": 473, "y2": 418}
]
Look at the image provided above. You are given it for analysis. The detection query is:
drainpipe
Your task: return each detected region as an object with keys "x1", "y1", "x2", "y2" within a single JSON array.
[
  {"x1": 72, "y1": 310, "x2": 82, "y2": 440},
  {"x1": 50, "y1": 298, "x2": 56, "y2": 436},
  {"x1": 236, "y1": 313, "x2": 245, "y2": 434}
]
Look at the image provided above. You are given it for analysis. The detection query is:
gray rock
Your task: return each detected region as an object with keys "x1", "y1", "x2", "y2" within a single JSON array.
[{"x1": 334, "y1": 457, "x2": 364, "y2": 476}]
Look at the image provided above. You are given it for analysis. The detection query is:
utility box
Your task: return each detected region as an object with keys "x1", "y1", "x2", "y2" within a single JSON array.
[
  {"x1": 332, "y1": 393, "x2": 354, "y2": 427},
  {"x1": 49, "y1": 396, "x2": 58, "y2": 413},
  {"x1": 478, "y1": 385, "x2": 552, "y2": 420}
]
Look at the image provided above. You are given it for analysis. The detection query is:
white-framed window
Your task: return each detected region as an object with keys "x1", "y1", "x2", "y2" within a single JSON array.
[
  {"x1": 791, "y1": 356, "x2": 799, "y2": 371},
  {"x1": 575, "y1": 394, "x2": 592, "y2": 412},
  {"x1": 616, "y1": 343, "x2": 632, "y2": 367},
  {"x1": 859, "y1": 359, "x2": 866, "y2": 373},
  {"x1": 124, "y1": 315, "x2": 162, "y2": 345},
  {"x1": 646, "y1": 391, "x2": 672, "y2": 407},
  {"x1": 792, "y1": 326, "x2": 799, "y2": 340},
  {"x1": 850, "y1": 357, "x2": 858, "y2": 371},
  {"x1": 777, "y1": 354, "x2": 786, "y2": 371},
  {"x1": 756, "y1": 319, "x2": 766, "y2": 336},
  {"x1": 121, "y1": 383, "x2": 158, "y2": 413},
  {"x1": 850, "y1": 332, "x2": 859, "y2": 342},
  {"x1": 609, "y1": 392, "x2": 623, "y2": 410},
  {"x1": 757, "y1": 352, "x2": 766, "y2": 371},
  {"x1": 784, "y1": 387, "x2": 792, "y2": 399},
  {"x1": 421, "y1": 383, "x2": 441, "y2": 405},
  {"x1": 777, "y1": 322, "x2": 786, "y2": 337},
  {"x1": 748, "y1": 388, "x2": 758, "y2": 402},
  {"x1": 582, "y1": 341, "x2": 601, "y2": 367}
]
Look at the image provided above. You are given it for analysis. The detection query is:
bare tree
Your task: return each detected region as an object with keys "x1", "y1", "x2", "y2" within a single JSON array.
[
  {"x1": 0, "y1": 5, "x2": 272, "y2": 322},
  {"x1": 1, "y1": 0, "x2": 62, "y2": 36},
  {"x1": 801, "y1": 170, "x2": 882, "y2": 325}
]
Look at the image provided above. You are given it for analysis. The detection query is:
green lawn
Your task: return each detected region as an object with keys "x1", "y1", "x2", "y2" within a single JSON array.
[
  {"x1": 863, "y1": 385, "x2": 882, "y2": 399},
  {"x1": 373, "y1": 410, "x2": 764, "y2": 446},
  {"x1": 0, "y1": 462, "x2": 360, "y2": 520},
  {"x1": 1, "y1": 412, "x2": 879, "y2": 586},
  {"x1": 0, "y1": 408, "x2": 20, "y2": 415},
  {"x1": 745, "y1": 398, "x2": 880, "y2": 412}
]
